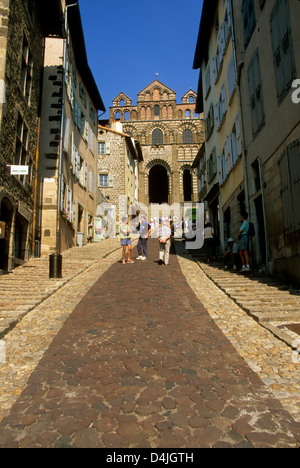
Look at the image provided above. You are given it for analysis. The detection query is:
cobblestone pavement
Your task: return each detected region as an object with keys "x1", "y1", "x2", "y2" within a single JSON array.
[
  {"x1": 0, "y1": 239, "x2": 124, "y2": 339},
  {"x1": 0, "y1": 239, "x2": 299, "y2": 448}
]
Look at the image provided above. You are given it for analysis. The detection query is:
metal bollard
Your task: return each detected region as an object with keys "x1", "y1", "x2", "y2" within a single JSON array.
[{"x1": 49, "y1": 253, "x2": 62, "y2": 279}]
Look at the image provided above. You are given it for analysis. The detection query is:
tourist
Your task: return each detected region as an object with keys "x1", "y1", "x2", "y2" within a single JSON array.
[
  {"x1": 119, "y1": 217, "x2": 134, "y2": 264},
  {"x1": 158, "y1": 218, "x2": 172, "y2": 265},
  {"x1": 224, "y1": 238, "x2": 240, "y2": 270},
  {"x1": 239, "y1": 212, "x2": 250, "y2": 271},
  {"x1": 136, "y1": 215, "x2": 151, "y2": 260}
]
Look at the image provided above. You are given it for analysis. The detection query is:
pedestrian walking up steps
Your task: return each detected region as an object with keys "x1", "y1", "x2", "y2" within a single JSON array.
[
  {"x1": 0, "y1": 239, "x2": 123, "y2": 340},
  {"x1": 189, "y1": 248, "x2": 300, "y2": 349}
]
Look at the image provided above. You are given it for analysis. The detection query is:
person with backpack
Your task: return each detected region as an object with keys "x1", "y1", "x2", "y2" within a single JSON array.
[{"x1": 238, "y1": 212, "x2": 250, "y2": 272}]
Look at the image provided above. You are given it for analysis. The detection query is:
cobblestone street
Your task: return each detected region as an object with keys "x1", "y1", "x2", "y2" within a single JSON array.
[{"x1": 0, "y1": 239, "x2": 299, "y2": 448}]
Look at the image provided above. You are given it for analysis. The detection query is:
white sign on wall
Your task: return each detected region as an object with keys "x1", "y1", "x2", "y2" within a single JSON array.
[{"x1": 9, "y1": 165, "x2": 29, "y2": 175}]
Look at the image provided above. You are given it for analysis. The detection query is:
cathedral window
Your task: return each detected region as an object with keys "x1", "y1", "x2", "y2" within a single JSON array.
[
  {"x1": 152, "y1": 128, "x2": 163, "y2": 145},
  {"x1": 183, "y1": 129, "x2": 193, "y2": 144}
]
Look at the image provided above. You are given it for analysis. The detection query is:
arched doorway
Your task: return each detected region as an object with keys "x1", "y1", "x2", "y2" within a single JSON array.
[
  {"x1": 183, "y1": 169, "x2": 192, "y2": 201},
  {"x1": 149, "y1": 165, "x2": 169, "y2": 204},
  {"x1": 0, "y1": 197, "x2": 13, "y2": 270}
]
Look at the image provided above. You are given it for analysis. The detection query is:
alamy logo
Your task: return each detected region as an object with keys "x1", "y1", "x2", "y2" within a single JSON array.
[
  {"x1": 96, "y1": 197, "x2": 205, "y2": 250},
  {"x1": 291, "y1": 79, "x2": 300, "y2": 104}
]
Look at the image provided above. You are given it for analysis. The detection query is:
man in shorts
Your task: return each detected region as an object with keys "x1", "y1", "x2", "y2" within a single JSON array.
[{"x1": 120, "y1": 217, "x2": 134, "y2": 264}]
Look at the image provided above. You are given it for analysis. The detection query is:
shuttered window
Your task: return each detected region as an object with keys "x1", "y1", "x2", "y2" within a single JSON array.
[
  {"x1": 247, "y1": 49, "x2": 265, "y2": 137},
  {"x1": 270, "y1": 0, "x2": 296, "y2": 105},
  {"x1": 242, "y1": 0, "x2": 256, "y2": 48},
  {"x1": 278, "y1": 140, "x2": 300, "y2": 233}
]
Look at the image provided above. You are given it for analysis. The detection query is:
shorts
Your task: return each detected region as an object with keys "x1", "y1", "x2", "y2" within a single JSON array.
[
  {"x1": 121, "y1": 238, "x2": 131, "y2": 246},
  {"x1": 240, "y1": 235, "x2": 248, "y2": 250}
]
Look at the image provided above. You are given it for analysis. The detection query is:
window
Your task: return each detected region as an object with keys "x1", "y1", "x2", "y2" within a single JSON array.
[
  {"x1": 15, "y1": 113, "x2": 29, "y2": 183},
  {"x1": 99, "y1": 173, "x2": 108, "y2": 187},
  {"x1": 152, "y1": 128, "x2": 163, "y2": 145},
  {"x1": 278, "y1": 140, "x2": 300, "y2": 233},
  {"x1": 247, "y1": 49, "x2": 265, "y2": 136},
  {"x1": 205, "y1": 103, "x2": 214, "y2": 140},
  {"x1": 207, "y1": 147, "x2": 217, "y2": 182},
  {"x1": 242, "y1": 0, "x2": 256, "y2": 48},
  {"x1": 89, "y1": 169, "x2": 94, "y2": 195},
  {"x1": 183, "y1": 129, "x2": 193, "y2": 144},
  {"x1": 79, "y1": 82, "x2": 87, "y2": 108},
  {"x1": 270, "y1": 0, "x2": 296, "y2": 104},
  {"x1": 215, "y1": 83, "x2": 227, "y2": 130},
  {"x1": 205, "y1": 64, "x2": 211, "y2": 98},
  {"x1": 98, "y1": 142, "x2": 105, "y2": 154},
  {"x1": 154, "y1": 105, "x2": 160, "y2": 117},
  {"x1": 20, "y1": 36, "x2": 33, "y2": 104}
]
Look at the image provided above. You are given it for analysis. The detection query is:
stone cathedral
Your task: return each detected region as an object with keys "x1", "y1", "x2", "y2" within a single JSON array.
[{"x1": 109, "y1": 80, "x2": 204, "y2": 206}]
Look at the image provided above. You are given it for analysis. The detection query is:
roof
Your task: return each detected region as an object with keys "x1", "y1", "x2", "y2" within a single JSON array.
[
  {"x1": 192, "y1": 141, "x2": 205, "y2": 168},
  {"x1": 37, "y1": 0, "x2": 64, "y2": 37},
  {"x1": 98, "y1": 125, "x2": 143, "y2": 162},
  {"x1": 193, "y1": 0, "x2": 218, "y2": 69},
  {"x1": 137, "y1": 79, "x2": 176, "y2": 96},
  {"x1": 67, "y1": 1, "x2": 106, "y2": 112}
]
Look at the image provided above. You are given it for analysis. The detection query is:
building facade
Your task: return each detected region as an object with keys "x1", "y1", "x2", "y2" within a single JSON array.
[
  {"x1": 232, "y1": 0, "x2": 300, "y2": 283},
  {"x1": 97, "y1": 122, "x2": 143, "y2": 235},
  {"x1": 0, "y1": 0, "x2": 63, "y2": 272},
  {"x1": 194, "y1": 0, "x2": 300, "y2": 284},
  {"x1": 193, "y1": 0, "x2": 245, "y2": 250},
  {"x1": 37, "y1": 1, "x2": 105, "y2": 255},
  {"x1": 109, "y1": 80, "x2": 204, "y2": 208}
]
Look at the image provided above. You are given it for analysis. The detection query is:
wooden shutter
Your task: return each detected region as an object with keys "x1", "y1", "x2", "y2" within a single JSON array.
[
  {"x1": 84, "y1": 162, "x2": 88, "y2": 188},
  {"x1": 63, "y1": 116, "x2": 69, "y2": 152}
]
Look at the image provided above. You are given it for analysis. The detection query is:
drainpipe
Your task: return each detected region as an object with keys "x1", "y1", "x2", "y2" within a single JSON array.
[
  {"x1": 258, "y1": 157, "x2": 269, "y2": 274},
  {"x1": 31, "y1": 116, "x2": 40, "y2": 257}
]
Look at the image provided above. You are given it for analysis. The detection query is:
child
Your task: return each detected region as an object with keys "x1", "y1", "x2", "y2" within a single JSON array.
[{"x1": 120, "y1": 217, "x2": 134, "y2": 264}]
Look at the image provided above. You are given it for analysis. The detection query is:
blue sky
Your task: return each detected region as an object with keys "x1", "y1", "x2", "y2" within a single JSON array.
[{"x1": 79, "y1": 0, "x2": 204, "y2": 118}]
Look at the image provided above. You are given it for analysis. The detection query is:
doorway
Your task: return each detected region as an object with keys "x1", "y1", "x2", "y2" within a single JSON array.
[
  {"x1": 254, "y1": 195, "x2": 266, "y2": 264},
  {"x1": 183, "y1": 169, "x2": 192, "y2": 201},
  {"x1": 149, "y1": 165, "x2": 169, "y2": 204},
  {"x1": 0, "y1": 197, "x2": 13, "y2": 270}
]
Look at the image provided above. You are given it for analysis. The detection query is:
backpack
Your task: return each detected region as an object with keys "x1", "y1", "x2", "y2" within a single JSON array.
[{"x1": 248, "y1": 222, "x2": 255, "y2": 237}]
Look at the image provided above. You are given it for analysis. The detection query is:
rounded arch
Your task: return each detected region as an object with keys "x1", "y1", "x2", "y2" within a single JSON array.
[
  {"x1": 145, "y1": 158, "x2": 172, "y2": 175},
  {"x1": 181, "y1": 165, "x2": 193, "y2": 202},
  {"x1": 122, "y1": 123, "x2": 138, "y2": 137},
  {"x1": 152, "y1": 128, "x2": 163, "y2": 145},
  {"x1": 148, "y1": 164, "x2": 169, "y2": 204}
]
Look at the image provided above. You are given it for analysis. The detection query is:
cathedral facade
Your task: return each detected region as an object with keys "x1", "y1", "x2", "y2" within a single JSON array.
[{"x1": 109, "y1": 80, "x2": 204, "y2": 207}]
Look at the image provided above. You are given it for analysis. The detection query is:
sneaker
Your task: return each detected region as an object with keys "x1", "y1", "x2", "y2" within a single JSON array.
[
  {"x1": 141, "y1": 256, "x2": 146, "y2": 260},
  {"x1": 246, "y1": 265, "x2": 251, "y2": 271},
  {"x1": 136, "y1": 256, "x2": 143, "y2": 260},
  {"x1": 240, "y1": 265, "x2": 246, "y2": 272}
]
